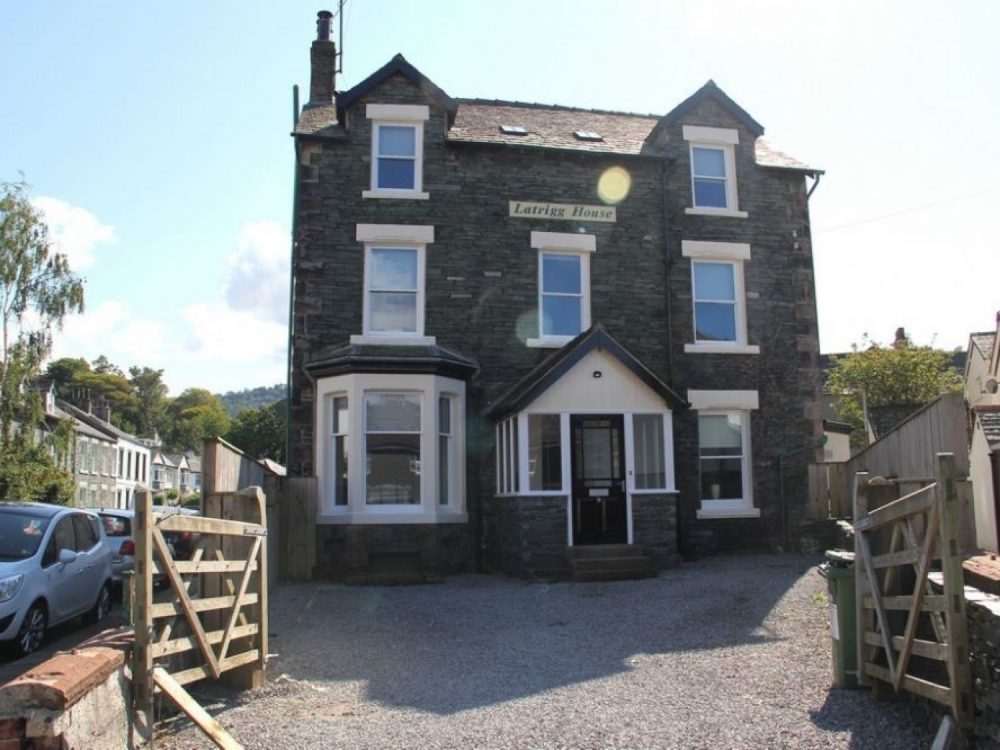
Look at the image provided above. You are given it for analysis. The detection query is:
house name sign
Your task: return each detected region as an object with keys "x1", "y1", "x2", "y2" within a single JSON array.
[{"x1": 508, "y1": 201, "x2": 616, "y2": 223}]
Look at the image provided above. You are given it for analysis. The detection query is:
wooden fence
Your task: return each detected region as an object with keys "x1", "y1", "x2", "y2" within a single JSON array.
[
  {"x1": 133, "y1": 486, "x2": 268, "y2": 748},
  {"x1": 853, "y1": 454, "x2": 973, "y2": 726}
]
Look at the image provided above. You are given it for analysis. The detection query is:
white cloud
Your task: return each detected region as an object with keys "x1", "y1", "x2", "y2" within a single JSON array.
[
  {"x1": 32, "y1": 196, "x2": 115, "y2": 271},
  {"x1": 224, "y1": 220, "x2": 290, "y2": 325},
  {"x1": 48, "y1": 219, "x2": 291, "y2": 394}
]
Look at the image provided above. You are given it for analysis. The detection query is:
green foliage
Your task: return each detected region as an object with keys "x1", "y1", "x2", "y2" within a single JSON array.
[
  {"x1": 182, "y1": 494, "x2": 201, "y2": 508},
  {"x1": 45, "y1": 355, "x2": 140, "y2": 433},
  {"x1": 0, "y1": 180, "x2": 83, "y2": 502},
  {"x1": 225, "y1": 400, "x2": 286, "y2": 463},
  {"x1": 218, "y1": 384, "x2": 285, "y2": 417},
  {"x1": 827, "y1": 334, "x2": 963, "y2": 449},
  {"x1": 128, "y1": 366, "x2": 169, "y2": 437},
  {"x1": 166, "y1": 388, "x2": 231, "y2": 451}
]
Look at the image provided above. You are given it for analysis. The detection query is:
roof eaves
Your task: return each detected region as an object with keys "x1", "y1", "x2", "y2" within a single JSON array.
[
  {"x1": 660, "y1": 80, "x2": 765, "y2": 136},
  {"x1": 337, "y1": 54, "x2": 457, "y2": 122}
]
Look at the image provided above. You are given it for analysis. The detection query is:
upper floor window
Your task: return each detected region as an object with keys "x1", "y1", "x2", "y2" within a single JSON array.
[
  {"x1": 682, "y1": 241, "x2": 759, "y2": 355},
  {"x1": 363, "y1": 104, "x2": 430, "y2": 200},
  {"x1": 527, "y1": 231, "x2": 595, "y2": 348},
  {"x1": 353, "y1": 224, "x2": 435, "y2": 346},
  {"x1": 682, "y1": 125, "x2": 746, "y2": 218}
]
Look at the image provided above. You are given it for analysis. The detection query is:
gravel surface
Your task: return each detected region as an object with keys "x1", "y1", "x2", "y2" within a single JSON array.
[{"x1": 155, "y1": 555, "x2": 932, "y2": 749}]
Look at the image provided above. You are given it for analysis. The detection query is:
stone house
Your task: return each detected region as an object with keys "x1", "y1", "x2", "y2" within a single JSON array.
[{"x1": 287, "y1": 13, "x2": 824, "y2": 580}]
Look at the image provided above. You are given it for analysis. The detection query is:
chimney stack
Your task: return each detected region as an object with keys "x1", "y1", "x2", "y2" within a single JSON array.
[{"x1": 309, "y1": 10, "x2": 337, "y2": 106}]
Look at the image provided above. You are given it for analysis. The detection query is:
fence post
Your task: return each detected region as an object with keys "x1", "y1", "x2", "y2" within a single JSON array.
[
  {"x1": 937, "y1": 453, "x2": 972, "y2": 727},
  {"x1": 133, "y1": 486, "x2": 154, "y2": 741},
  {"x1": 853, "y1": 471, "x2": 871, "y2": 687}
]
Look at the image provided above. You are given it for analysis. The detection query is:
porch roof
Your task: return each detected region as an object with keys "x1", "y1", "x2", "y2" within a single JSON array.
[{"x1": 486, "y1": 324, "x2": 688, "y2": 420}]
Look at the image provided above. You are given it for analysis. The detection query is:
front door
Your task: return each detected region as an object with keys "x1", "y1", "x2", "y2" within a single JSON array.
[{"x1": 571, "y1": 414, "x2": 627, "y2": 545}]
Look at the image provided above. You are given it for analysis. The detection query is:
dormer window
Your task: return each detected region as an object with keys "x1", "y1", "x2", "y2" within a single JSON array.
[
  {"x1": 683, "y1": 125, "x2": 747, "y2": 218},
  {"x1": 363, "y1": 104, "x2": 430, "y2": 200}
]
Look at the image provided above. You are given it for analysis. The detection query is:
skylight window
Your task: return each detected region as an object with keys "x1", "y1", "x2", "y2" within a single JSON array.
[
  {"x1": 500, "y1": 125, "x2": 527, "y2": 135},
  {"x1": 574, "y1": 130, "x2": 603, "y2": 142}
]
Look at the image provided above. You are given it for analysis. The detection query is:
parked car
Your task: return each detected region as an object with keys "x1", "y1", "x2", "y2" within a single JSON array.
[
  {"x1": 89, "y1": 507, "x2": 200, "y2": 585},
  {"x1": 0, "y1": 502, "x2": 113, "y2": 656}
]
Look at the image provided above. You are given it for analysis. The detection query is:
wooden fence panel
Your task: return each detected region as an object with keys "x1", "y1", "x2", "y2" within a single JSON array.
[{"x1": 274, "y1": 477, "x2": 317, "y2": 581}]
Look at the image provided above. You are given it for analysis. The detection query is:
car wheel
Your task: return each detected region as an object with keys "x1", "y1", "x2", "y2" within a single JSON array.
[
  {"x1": 86, "y1": 583, "x2": 112, "y2": 624},
  {"x1": 14, "y1": 602, "x2": 47, "y2": 657}
]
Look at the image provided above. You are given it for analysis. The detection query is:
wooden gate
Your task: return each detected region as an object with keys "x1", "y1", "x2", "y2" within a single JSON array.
[
  {"x1": 133, "y1": 486, "x2": 268, "y2": 749},
  {"x1": 853, "y1": 453, "x2": 972, "y2": 725}
]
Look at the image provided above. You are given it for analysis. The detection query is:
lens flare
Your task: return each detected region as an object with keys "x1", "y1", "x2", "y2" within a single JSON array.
[{"x1": 597, "y1": 166, "x2": 631, "y2": 205}]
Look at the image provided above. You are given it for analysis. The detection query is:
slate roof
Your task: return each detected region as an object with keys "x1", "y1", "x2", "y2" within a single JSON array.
[
  {"x1": 971, "y1": 331, "x2": 996, "y2": 358},
  {"x1": 448, "y1": 100, "x2": 663, "y2": 157},
  {"x1": 58, "y1": 400, "x2": 146, "y2": 445},
  {"x1": 293, "y1": 56, "x2": 820, "y2": 172},
  {"x1": 487, "y1": 324, "x2": 687, "y2": 419}
]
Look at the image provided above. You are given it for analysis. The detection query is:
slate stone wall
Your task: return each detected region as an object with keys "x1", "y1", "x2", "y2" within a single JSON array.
[
  {"x1": 289, "y1": 71, "x2": 823, "y2": 573},
  {"x1": 314, "y1": 523, "x2": 473, "y2": 581},
  {"x1": 632, "y1": 494, "x2": 681, "y2": 567},
  {"x1": 481, "y1": 495, "x2": 570, "y2": 579}
]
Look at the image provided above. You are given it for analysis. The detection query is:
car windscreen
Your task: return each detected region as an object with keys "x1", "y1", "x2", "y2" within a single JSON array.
[
  {"x1": 0, "y1": 513, "x2": 51, "y2": 561},
  {"x1": 100, "y1": 514, "x2": 131, "y2": 537}
]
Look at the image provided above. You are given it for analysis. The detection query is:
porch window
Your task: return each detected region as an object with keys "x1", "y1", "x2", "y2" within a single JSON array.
[
  {"x1": 528, "y1": 414, "x2": 561, "y2": 491},
  {"x1": 633, "y1": 414, "x2": 666, "y2": 490},
  {"x1": 497, "y1": 417, "x2": 519, "y2": 494},
  {"x1": 365, "y1": 393, "x2": 421, "y2": 505}
]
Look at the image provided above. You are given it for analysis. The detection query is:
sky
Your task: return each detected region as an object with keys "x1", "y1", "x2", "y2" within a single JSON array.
[{"x1": 2, "y1": 0, "x2": 998, "y2": 395}]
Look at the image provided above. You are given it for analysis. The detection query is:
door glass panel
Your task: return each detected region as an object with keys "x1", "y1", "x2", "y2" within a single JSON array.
[{"x1": 582, "y1": 428, "x2": 613, "y2": 479}]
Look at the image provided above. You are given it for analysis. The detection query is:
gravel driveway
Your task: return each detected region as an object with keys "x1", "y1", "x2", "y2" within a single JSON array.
[{"x1": 157, "y1": 554, "x2": 932, "y2": 749}]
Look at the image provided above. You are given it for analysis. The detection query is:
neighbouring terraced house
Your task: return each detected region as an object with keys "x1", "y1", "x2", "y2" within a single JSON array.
[{"x1": 287, "y1": 12, "x2": 825, "y2": 580}]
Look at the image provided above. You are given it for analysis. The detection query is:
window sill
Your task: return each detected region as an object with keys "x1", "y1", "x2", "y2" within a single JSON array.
[
  {"x1": 630, "y1": 488, "x2": 680, "y2": 495},
  {"x1": 350, "y1": 334, "x2": 436, "y2": 346},
  {"x1": 696, "y1": 507, "x2": 761, "y2": 519},
  {"x1": 684, "y1": 343, "x2": 760, "y2": 355},
  {"x1": 318, "y1": 510, "x2": 468, "y2": 525},
  {"x1": 685, "y1": 207, "x2": 748, "y2": 219},
  {"x1": 362, "y1": 189, "x2": 430, "y2": 200},
  {"x1": 526, "y1": 336, "x2": 574, "y2": 349}
]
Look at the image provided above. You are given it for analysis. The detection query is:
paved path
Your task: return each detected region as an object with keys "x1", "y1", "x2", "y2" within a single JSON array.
[{"x1": 157, "y1": 555, "x2": 932, "y2": 749}]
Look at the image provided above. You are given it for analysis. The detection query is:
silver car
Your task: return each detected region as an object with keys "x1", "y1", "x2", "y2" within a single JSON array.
[{"x1": 0, "y1": 502, "x2": 114, "y2": 656}]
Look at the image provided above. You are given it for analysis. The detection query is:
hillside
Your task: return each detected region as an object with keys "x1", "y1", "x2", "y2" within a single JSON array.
[{"x1": 218, "y1": 384, "x2": 285, "y2": 416}]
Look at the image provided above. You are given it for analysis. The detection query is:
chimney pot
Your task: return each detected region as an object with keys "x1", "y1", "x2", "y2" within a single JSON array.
[{"x1": 317, "y1": 10, "x2": 333, "y2": 41}]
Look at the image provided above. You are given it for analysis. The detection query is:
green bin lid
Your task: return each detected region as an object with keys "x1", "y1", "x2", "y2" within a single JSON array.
[{"x1": 824, "y1": 549, "x2": 855, "y2": 567}]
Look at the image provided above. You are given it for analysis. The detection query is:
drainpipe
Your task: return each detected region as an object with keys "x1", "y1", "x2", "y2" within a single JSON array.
[
  {"x1": 777, "y1": 435, "x2": 827, "y2": 550},
  {"x1": 285, "y1": 84, "x2": 301, "y2": 473}
]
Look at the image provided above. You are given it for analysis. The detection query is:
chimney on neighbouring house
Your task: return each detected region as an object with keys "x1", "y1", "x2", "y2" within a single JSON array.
[
  {"x1": 308, "y1": 10, "x2": 337, "y2": 107},
  {"x1": 893, "y1": 327, "x2": 908, "y2": 349}
]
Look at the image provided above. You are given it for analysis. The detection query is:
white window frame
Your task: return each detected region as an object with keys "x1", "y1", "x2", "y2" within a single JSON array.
[
  {"x1": 315, "y1": 373, "x2": 466, "y2": 524},
  {"x1": 526, "y1": 231, "x2": 595, "y2": 348},
  {"x1": 352, "y1": 224, "x2": 436, "y2": 346},
  {"x1": 495, "y1": 409, "x2": 676, "y2": 498},
  {"x1": 689, "y1": 389, "x2": 759, "y2": 519},
  {"x1": 682, "y1": 125, "x2": 747, "y2": 218},
  {"x1": 362, "y1": 104, "x2": 430, "y2": 200},
  {"x1": 682, "y1": 240, "x2": 758, "y2": 355}
]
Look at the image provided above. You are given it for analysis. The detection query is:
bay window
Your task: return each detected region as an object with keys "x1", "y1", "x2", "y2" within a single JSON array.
[
  {"x1": 688, "y1": 389, "x2": 759, "y2": 518},
  {"x1": 316, "y1": 373, "x2": 466, "y2": 523}
]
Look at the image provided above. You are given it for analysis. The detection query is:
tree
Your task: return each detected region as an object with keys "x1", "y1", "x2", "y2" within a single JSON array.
[
  {"x1": 827, "y1": 333, "x2": 962, "y2": 449},
  {"x1": 0, "y1": 180, "x2": 84, "y2": 503},
  {"x1": 129, "y1": 365, "x2": 169, "y2": 437},
  {"x1": 225, "y1": 400, "x2": 286, "y2": 463},
  {"x1": 165, "y1": 388, "x2": 231, "y2": 451},
  {"x1": 45, "y1": 354, "x2": 139, "y2": 433}
]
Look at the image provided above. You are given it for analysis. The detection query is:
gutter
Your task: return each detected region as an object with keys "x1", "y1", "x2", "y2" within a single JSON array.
[{"x1": 284, "y1": 84, "x2": 301, "y2": 472}]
